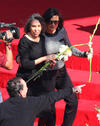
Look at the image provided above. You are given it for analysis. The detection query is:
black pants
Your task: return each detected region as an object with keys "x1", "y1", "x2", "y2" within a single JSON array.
[{"x1": 38, "y1": 66, "x2": 78, "y2": 126}]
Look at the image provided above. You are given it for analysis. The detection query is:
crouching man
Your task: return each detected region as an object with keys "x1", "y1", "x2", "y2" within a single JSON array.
[{"x1": 0, "y1": 77, "x2": 85, "y2": 126}]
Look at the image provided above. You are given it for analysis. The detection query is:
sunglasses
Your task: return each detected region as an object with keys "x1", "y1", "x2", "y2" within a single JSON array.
[{"x1": 48, "y1": 20, "x2": 59, "y2": 25}]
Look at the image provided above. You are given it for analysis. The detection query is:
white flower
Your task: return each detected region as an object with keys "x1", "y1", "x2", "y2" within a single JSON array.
[
  {"x1": 88, "y1": 41, "x2": 93, "y2": 47},
  {"x1": 58, "y1": 55, "x2": 68, "y2": 61},
  {"x1": 59, "y1": 55, "x2": 65, "y2": 60},
  {"x1": 64, "y1": 55, "x2": 68, "y2": 61},
  {"x1": 87, "y1": 47, "x2": 93, "y2": 60},
  {"x1": 90, "y1": 48, "x2": 93, "y2": 54},
  {"x1": 97, "y1": 113, "x2": 100, "y2": 120},
  {"x1": 59, "y1": 45, "x2": 72, "y2": 58},
  {"x1": 59, "y1": 45, "x2": 68, "y2": 53},
  {"x1": 66, "y1": 48, "x2": 72, "y2": 56},
  {"x1": 88, "y1": 53, "x2": 93, "y2": 60}
]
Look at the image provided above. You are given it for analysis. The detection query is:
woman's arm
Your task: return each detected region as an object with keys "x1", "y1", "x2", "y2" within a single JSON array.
[
  {"x1": 63, "y1": 27, "x2": 87, "y2": 57},
  {"x1": 18, "y1": 37, "x2": 56, "y2": 70},
  {"x1": 3, "y1": 30, "x2": 13, "y2": 69}
]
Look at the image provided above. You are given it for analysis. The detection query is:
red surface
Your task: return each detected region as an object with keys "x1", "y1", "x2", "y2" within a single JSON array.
[{"x1": 64, "y1": 16, "x2": 100, "y2": 72}]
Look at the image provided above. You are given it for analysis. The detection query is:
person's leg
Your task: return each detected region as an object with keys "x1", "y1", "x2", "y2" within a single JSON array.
[
  {"x1": 46, "y1": 103, "x2": 56, "y2": 126},
  {"x1": 38, "y1": 104, "x2": 56, "y2": 126},
  {"x1": 62, "y1": 93, "x2": 78, "y2": 126},
  {"x1": 38, "y1": 70, "x2": 57, "y2": 126},
  {"x1": 56, "y1": 66, "x2": 78, "y2": 126}
]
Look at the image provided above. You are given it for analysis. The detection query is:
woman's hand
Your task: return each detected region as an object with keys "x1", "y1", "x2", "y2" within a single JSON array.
[
  {"x1": 46, "y1": 54, "x2": 56, "y2": 61},
  {"x1": 46, "y1": 54, "x2": 56, "y2": 68}
]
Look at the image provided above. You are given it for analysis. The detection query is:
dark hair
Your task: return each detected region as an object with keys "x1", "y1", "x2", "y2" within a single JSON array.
[
  {"x1": 7, "y1": 77, "x2": 23, "y2": 97},
  {"x1": 43, "y1": 8, "x2": 63, "y2": 30},
  {"x1": 24, "y1": 13, "x2": 45, "y2": 34}
]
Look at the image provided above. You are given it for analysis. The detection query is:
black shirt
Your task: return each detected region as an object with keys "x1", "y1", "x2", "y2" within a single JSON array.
[{"x1": 17, "y1": 35, "x2": 46, "y2": 81}]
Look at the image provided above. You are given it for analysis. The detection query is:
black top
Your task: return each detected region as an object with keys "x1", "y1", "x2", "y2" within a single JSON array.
[
  {"x1": 17, "y1": 35, "x2": 47, "y2": 80},
  {"x1": 0, "y1": 88, "x2": 72, "y2": 126}
]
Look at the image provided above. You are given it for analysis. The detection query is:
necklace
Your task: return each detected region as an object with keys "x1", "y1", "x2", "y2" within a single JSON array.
[{"x1": 26, "y1": 34, "x2": 40, "y2": 42}]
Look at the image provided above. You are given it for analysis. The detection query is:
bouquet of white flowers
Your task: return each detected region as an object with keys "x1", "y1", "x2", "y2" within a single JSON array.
[{"x1": 58, "y1": 45, "x2": 72, "y2": 61}]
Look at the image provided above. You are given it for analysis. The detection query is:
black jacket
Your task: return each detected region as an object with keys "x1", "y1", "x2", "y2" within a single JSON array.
[{"x1": 0, "y1": 87, "x2": 72, "y2": 126}]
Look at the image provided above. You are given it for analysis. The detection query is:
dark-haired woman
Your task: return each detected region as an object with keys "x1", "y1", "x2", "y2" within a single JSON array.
[
  {"x1": 16, "y1": 13, "x2": 56, "y2": 96},
  {"x1": 38, "y1": 8, "x2": 88, "y2": 126}
]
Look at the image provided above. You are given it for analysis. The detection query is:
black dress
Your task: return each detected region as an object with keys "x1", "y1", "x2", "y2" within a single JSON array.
[{"x1": 16, "y1": 35, "x2": 48, "y2": 96}]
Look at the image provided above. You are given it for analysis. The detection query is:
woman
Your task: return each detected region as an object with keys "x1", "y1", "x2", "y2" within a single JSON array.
[
  {"x1": 16, "y1": 13, "x2": 56, "y2": 96},
  {"x1": 38, "y1": 8, "x2": 89, "y2": 126}
]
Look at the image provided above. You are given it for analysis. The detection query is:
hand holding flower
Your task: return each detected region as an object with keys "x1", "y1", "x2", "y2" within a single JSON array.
[{"x1": 46, "y1": 54, "x2": 56, "y2": 68}]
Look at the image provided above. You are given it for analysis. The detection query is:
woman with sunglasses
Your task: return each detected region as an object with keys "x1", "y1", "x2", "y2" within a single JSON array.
[{"x1": 38, "y1": 8, "x2": 89, "y2": 126}]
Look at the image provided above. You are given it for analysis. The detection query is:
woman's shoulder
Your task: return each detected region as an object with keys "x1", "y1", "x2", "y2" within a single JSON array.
[
  {"x1": 59, "y1": 27, "x2": 66, "y2": 33},
  {"x1": 19, "y1": 35, "x2": 27, "y2": 42},
  {"x1": 56, "y1": 27, "x2": 66, "y2": 37},
  {"x1": 18, "y1": 35, "x2": 30, "y2": 47}
]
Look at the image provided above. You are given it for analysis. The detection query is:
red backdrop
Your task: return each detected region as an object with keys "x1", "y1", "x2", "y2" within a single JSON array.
[{"x1": 0, "y1": 0, "x2": 100, "y2": 26}]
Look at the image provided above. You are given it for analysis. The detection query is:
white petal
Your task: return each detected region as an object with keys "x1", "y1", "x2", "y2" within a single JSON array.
[
  {"x1": 59, "y1": 55, "x2": 64, "y2": 60},
  {"x1": 88, "y1": 53, "x2": 93, "y2": 60},
  {"x1": 64, "y1": 56, "x2": 68, "y2": 61},
  {"x1": 59, "y1": 45, "x2": 68, "y2": 53},
  {"x1": 89, "y1": 41, "x2": 93, "y2": 46}
]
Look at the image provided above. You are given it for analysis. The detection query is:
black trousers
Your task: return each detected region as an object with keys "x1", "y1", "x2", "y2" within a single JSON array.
[{"x1": 37, "y1": 66, "x2": 78, "y2": 126}]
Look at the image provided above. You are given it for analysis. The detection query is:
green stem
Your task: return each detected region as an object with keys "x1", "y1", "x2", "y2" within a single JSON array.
[
  {"x1": 26, "y1": 62, "x2": 50, "y2": 83},
  {"x1": 70, "y1": 43, "x2": 89, "y2": 48},
  {"x1": 89, "y1": 58, "x2": 92, "y2": 83}
]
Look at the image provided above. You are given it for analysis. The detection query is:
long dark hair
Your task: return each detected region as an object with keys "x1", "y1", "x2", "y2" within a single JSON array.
[
  {"x1": 43, "y1": 8, "x2": 63, "y2": 30},
  {"x1": 24, "y1": 13, "x2": 45, "y2": 34}
]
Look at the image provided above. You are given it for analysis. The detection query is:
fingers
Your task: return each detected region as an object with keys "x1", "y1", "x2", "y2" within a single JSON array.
[
  {"x1": 77, "y1": 84, "x2": 86, "y2": 88},
  {"x1": 46, "y1": 54, "x2": 56, "y2": 61},
  {"x1": 73, "y1": 84, "x2": 86, "y2": 93},
  {"x1": 75, "y1": 88, "x2": 82, "y2": 93},
  {"x1": 6, "y1": 30, "x2": 13, "y2": 39}
]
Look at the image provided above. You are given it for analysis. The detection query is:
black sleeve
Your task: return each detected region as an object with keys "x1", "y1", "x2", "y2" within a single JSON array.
[
  {"x1": 71, "y1": 47, "x2": 87, "y2": 57},
  {"x1": 18, "y1": 37, "x2": 36, "y2": 70},
  {"x1": 29, "y1": 87, "x2": 73, "y2": 115},
  {"x1": 47, "y1": 87, "x2": 73, "y2": 103}
]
